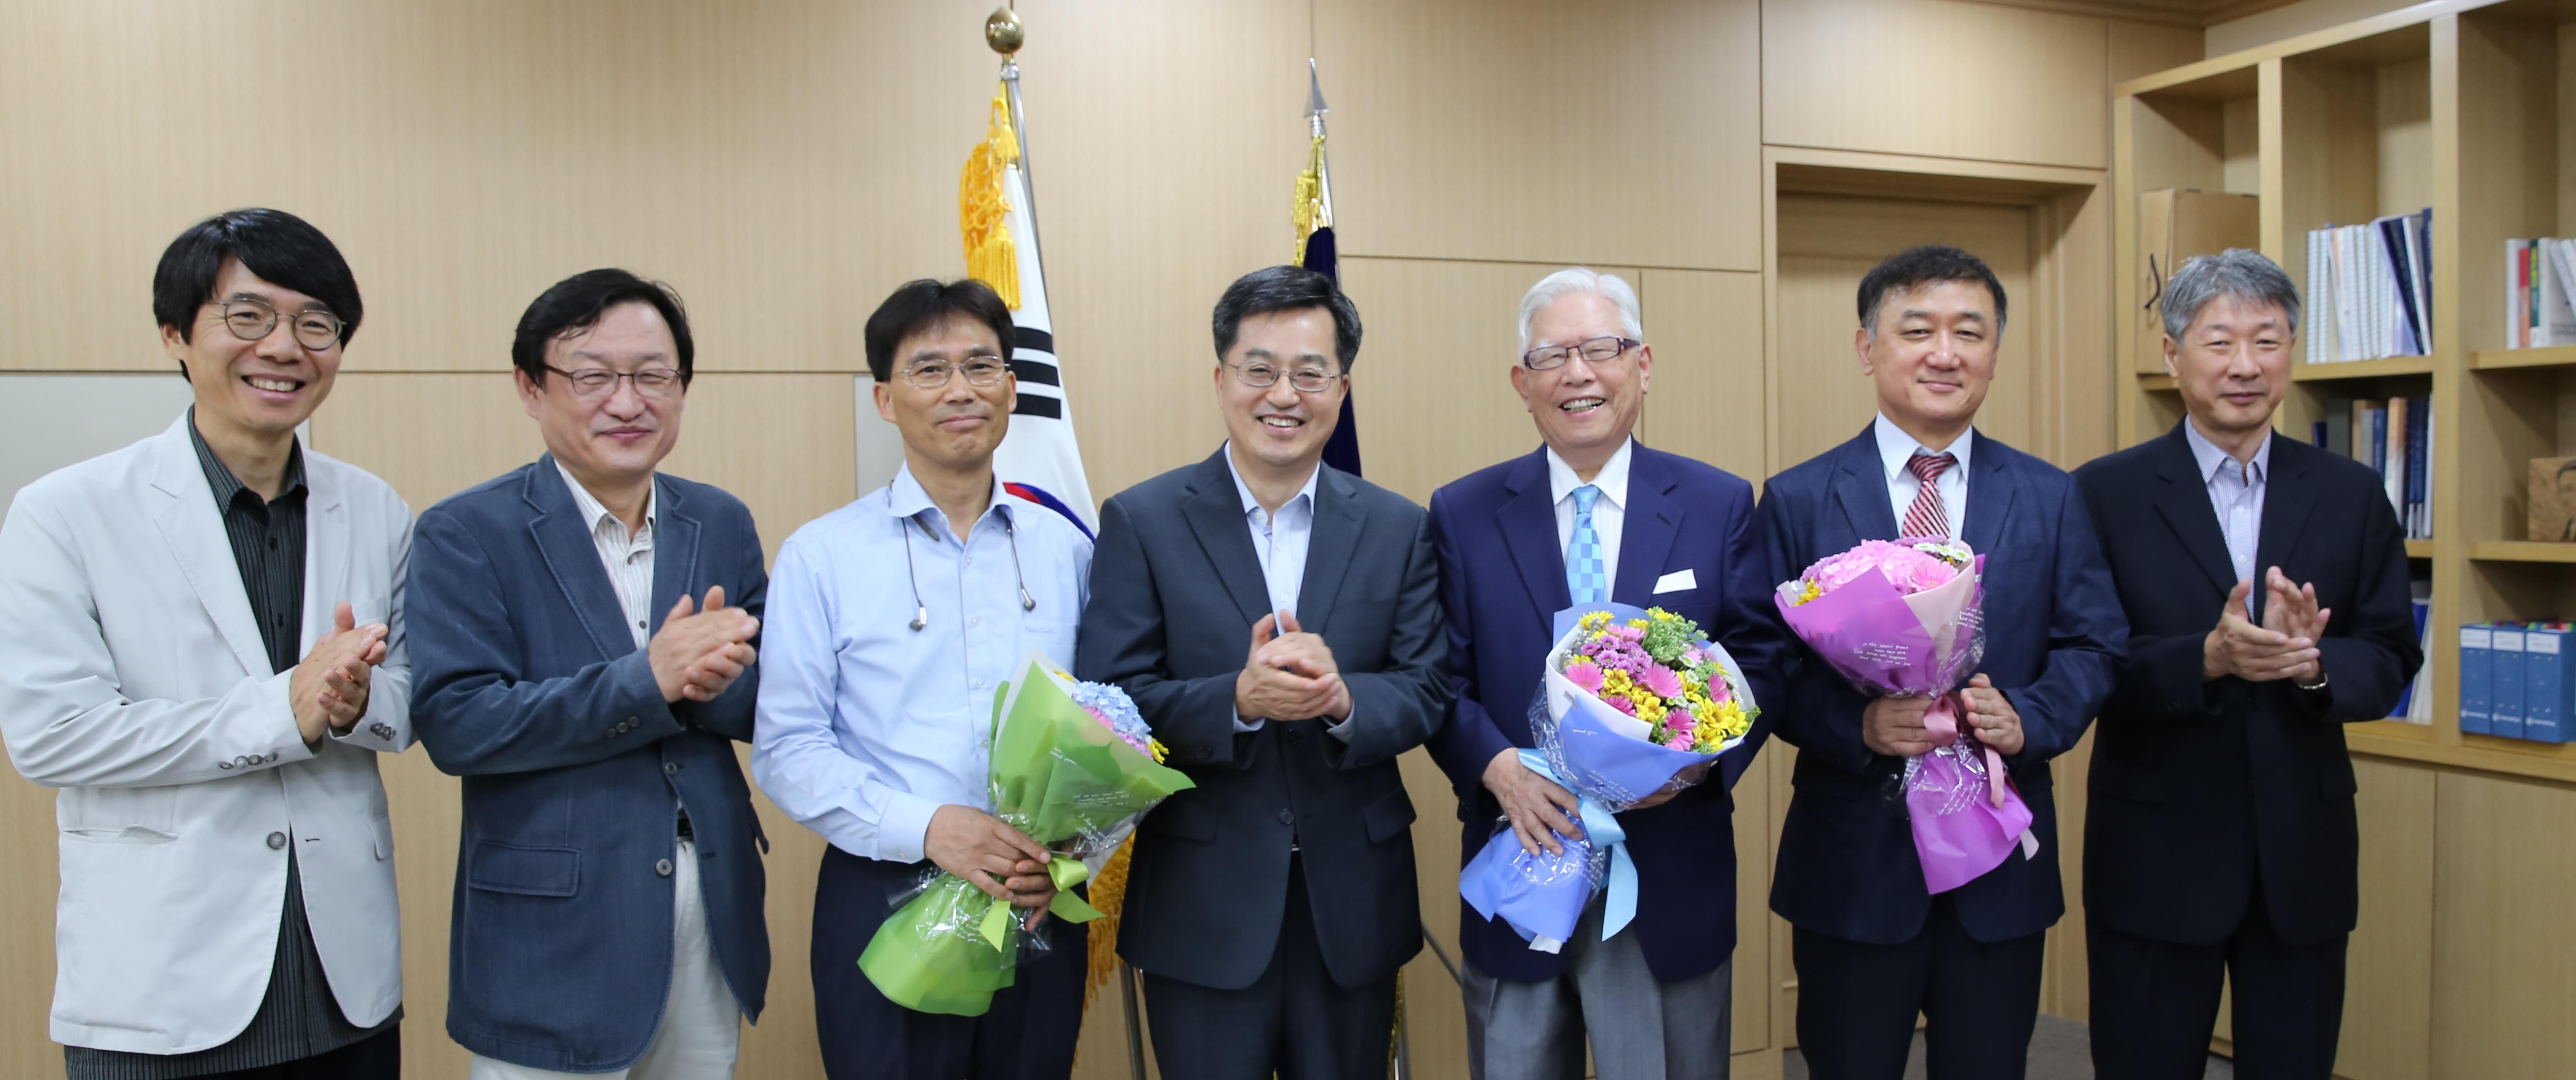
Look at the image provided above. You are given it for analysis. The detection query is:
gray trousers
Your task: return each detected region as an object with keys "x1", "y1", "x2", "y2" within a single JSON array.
[{"x1": 1460, "y1": 895, "x2": 1734, "y2": 1080}]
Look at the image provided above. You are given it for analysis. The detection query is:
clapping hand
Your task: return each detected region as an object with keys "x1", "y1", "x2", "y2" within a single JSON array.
[
  {"x1": 1233, "y1": 610, "x2": 1350, "y2": 722},
  {"x1": 2261, "y1": 566, "x2": 2330, "y2": 686},
  {"x1": 649, "y1": 586, "x2": 759, "y2": 703},
  {"x1": 291, "y1": 602, "x2": 389, "y2": 743},
  {"x1": 2202, "y1": 576, "x2": 2320, "y2": 683}
]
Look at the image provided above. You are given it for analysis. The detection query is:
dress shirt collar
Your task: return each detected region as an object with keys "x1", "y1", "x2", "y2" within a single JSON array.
[
  {"x1": 1874, "y1": 411, "x2": 1974, "y2": 483},
  {"x1": 882, "y1": 461, "x2": 1016, "y2": 536},
  {"x1": 188, "y1": 406, "x2": 307, "y2": 507},
  {"x1": 556, "y1": 459, "x2": 654, "y2": 535},
  {"x1": 1545, "y1": 436, "x2": 1633, "y2": 510},
  {"x1": 1221, "y1": 442, "x2": 1320, "y2": 523},
  {"x1": 2182, "y1": 417, "x2": 2270, "y2": 486}
]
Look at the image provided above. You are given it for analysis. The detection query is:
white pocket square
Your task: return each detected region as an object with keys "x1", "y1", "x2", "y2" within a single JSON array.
[{"x1": 1652, "y1": 569, "x2": 1697, "y2": 594}]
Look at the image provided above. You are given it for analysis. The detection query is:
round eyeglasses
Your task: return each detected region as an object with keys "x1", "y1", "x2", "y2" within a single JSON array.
[
  {"x1": 902, "y1": 356, "x2": 1010, "y2": 390},
  {"x1": 1521, "y1": 335, "x2": 1640, "y2": 371},
  {"x1": 1225, "y1": 358, "x2": 1344, "y2": 394},
  {"x1": 543, "y1": 365, "x2": 685, "y2": 398},
  {"x1": 208, "y1": 299, "x2": 345, "y2": 351}
]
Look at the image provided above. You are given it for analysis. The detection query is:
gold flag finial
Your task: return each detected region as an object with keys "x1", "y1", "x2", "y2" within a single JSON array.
[{"x1": 985, "y1": 7, "x2": 1024, "y2": 55}]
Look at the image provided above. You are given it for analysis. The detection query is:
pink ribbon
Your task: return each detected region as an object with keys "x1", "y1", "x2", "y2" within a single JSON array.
[{"x1": 1921, "y1": 692, "x2": 2009, "y2": 809}]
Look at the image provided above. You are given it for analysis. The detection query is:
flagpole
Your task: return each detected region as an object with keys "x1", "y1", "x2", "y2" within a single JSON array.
[{"x1": 986, "y1": 7, "x2": 1046, "y2": 284}]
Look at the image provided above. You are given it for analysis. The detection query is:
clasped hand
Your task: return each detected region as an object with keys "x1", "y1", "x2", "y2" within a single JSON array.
[
  {"x1": 924, "y1": 804, "x2": 1057, "y2": 930},
  {"x1": 1232, "y1": 609, "x2": 1351, "y2": 722},
  {"x1": 2202, "y1": 567, "x2": 2330, "y2": 684},
  {"x1": 290, "y1": 602, "x2": 389, "y2": 743},
  {"x1": 648, "y1": 586, "x2": 759, "y2": 703},
  {"x1": 1862, "y1": 674, "x2": 2024, "y2": 757}
]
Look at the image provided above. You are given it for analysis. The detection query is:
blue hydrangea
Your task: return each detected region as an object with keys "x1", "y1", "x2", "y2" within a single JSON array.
[{"x1": 1069, "y1": 680, "x2": 1155, "y2": 753}]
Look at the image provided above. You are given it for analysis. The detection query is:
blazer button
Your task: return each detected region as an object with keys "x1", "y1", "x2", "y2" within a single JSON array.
[
  {"x1": 1277, "y1": 809, "x2": 1294, "y2": 826},
  {"x1": 656, "y1": 858, "x2": 675, "y2": 877},
  {"x1": 266, "y1": 832, "x2": 286, "y2": 850},
  {"x1": 663, "y1": 761, "x2": 681, "y2": 775}
]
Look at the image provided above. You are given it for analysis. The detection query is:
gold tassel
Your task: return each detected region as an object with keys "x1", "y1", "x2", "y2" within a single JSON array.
[
  {"x1": 1291, "y1": 133, "x2": 1326, "y2": 265},
  {"x1": 1081, "y1": 834, "x2": 1136, "y2": 1011},
  {"x1": 960, "y1": 81, "x2": 1022, "y2": 309}
]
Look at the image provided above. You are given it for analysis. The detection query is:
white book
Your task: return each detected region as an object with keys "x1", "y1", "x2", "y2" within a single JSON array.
[
  {"x1": 2310, "y1": 230, "x2": 2328, "y2": 363},
  {"x1": 2337, "y1": 228, "x2": 2363, "y2": 361},
  {"x1": 2512, "y1": 239, "x2": 2532, "y2": 349},
  {"x1": 2541, "y1": 240, "x2": 2576, "y2": 348}
]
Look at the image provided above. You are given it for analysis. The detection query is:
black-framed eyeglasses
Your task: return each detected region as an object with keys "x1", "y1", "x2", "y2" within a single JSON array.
[
  {"x1": 543, "y1": 365, "x2": 685, "y2": 398},
  {"x1": 1521, "y1": 335, "x2": 1640, "y2": 371},
  {"x1": 207, "y1": 299, "x2": 344, "y2": 350},
  {"x1": 902, "y1": 355, "x2": 1010, "y2": 390},
  {"x1": 1225, "y1": 358, "x2": 1344, "y2": 394}
]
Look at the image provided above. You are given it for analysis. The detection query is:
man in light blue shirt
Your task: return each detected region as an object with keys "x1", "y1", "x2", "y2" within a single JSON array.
[{"x1": 752, "y1": 278, "x2": 1093, "y2": 1080}]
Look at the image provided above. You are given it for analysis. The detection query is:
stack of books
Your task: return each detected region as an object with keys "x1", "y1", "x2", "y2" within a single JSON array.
[
  {"x1": 2505, "y1": 238, "x2": 2576, "y2": 348},
  {"x1": 2312, "y1": 395, "x2": 2432, "y2": 540},
  {"x1": 2460, "y1": 621, "x2": 2576, "y2": 742},
  {"x1": 2306, "y1": 210, "x2": 2433, "y2": 362}
]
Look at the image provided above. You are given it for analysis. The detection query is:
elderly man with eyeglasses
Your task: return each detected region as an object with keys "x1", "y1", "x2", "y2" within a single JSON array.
[
  {"x1": 1421, "y1": 267, "x2": 1789, "y2": 1080},
  {"x1": 406, "y1": 269, "x2": 772, "y2": 1080}
]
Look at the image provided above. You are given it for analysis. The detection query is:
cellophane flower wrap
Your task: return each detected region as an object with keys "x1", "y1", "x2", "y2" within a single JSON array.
[
  {"x1": 857, "y1": 651, "x2": 1194, "y2": 1016},
  {"x1": 1773, "y1": 538, "x2": 2035, "y2": 893},
  {"x1": 1458, "y1": 603, "x2": 1758, "y2": 952}
]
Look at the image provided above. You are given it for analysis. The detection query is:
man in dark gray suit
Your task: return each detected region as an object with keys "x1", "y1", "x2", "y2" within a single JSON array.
[{"x1": 1077, "y1": 265, "x2": 1450, "y2": 1080}]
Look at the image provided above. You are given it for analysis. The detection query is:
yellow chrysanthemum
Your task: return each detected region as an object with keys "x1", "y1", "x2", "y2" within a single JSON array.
[
  {"x1": 1793, "y1": 579, "x2": 1823, "y2": 606},
  {"x1": 1579, "y1": 611, "x2": 1612, "y2": 632}
]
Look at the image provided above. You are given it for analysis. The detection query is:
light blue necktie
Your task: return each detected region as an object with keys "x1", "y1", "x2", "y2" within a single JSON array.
[{"x1": 1567, "y1": 484, "x2": 1606, "y2": 605}]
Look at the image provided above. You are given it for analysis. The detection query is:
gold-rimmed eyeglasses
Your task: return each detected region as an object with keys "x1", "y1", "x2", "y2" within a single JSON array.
[{"x1": 902, "y1": 355, "x2": 1010, "y2": 389}]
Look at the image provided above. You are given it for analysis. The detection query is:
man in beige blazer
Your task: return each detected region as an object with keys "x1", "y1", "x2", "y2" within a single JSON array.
[{"x1": 0, "y1": 208, "x2": 413, "y2": 1078}]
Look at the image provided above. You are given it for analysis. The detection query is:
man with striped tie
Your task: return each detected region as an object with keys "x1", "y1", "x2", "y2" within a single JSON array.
[{"x1": 1753, "y1": 246, "x2": 2126, "y2": 1080}]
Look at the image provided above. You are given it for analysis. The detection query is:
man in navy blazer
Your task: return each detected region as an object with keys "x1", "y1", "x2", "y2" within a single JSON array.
[
  {"x1": 409, "y1": 271, "x2": 770, "y2": 1078},
  {"x1": 1756, "y1": 246, "x2": 2124, "y2": 1080},
  {"x1": 1425, "y1": 267, "x2": 1785, "y2": 1080},
  {"x1": 2074, "y1": 250, "x2": 2419, "y2": 1080}
]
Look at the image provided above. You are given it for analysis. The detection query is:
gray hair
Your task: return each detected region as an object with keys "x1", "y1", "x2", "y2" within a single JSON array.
[
  {"x1": 2161, "y1": 247, "x2": 2301, "y2": 341},
  {"x1": 1517, "y1": 267, "x2": 1644, "y2": 356}
]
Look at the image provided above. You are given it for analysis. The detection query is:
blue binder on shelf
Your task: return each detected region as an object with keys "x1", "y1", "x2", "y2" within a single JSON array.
[
  {"x1": 2492, "y1": 627, "x2": 2528, "y2": 740},
  {"x1": 2459, "y1": 624, "x2": 2494, "y2": 736},
  {"x1": 2527, "y1": 626, "x2": 2570, "y2": 744}
]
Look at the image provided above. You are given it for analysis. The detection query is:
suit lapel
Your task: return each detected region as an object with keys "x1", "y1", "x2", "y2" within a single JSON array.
[
  {"x1": 1181, "y1": 451, "x2": 1276, "y2": 626},
  {"x1": 2150, "y1": 425, "x2": 2241, "y2": 597},
  {"x1": 649, "y1": 476, "x2": 701, "y2": 633},
  {"x1": 1830, "y1": 428, "x2": 1901, "y2": 543},
  {"x1": 1294, "y1": 468, "x2": 1367, "y2": 632},
  {"x1": 1496, "y1": 450, "x2": 1570, "y2": 617},
  {"x1": 302, "y1": 449, "x2": 349, "y2": 649},
  {"x1": 1612, "y1": 448, "x2": 1681, "y2": 607},
  {"x1": 146, "y1": 421, "x2": 268, "y2": 678},
  {"x1": 525, "y1": 456, "x2": 633, "y2": 660},
  {"x1": 2253, "y1": 436, "x2": 2317, "y2": 587},
  {"x1": 1959, "y1": 432, "x2": 2017, "y2": 557}
]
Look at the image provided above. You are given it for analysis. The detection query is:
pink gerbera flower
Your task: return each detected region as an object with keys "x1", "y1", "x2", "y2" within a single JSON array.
[
  {"x1": 1562, "y1": 659, "x2": 1605, "y2": 694},
  {"x1": 1638, "y1": 664, "x2": 1683, "y2": 700}
]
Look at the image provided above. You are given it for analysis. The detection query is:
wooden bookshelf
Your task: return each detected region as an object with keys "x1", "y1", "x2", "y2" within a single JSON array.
[
  {"x1": 2114, "y1": 0, "x2": 2576, "y2": 787},
  {"x1": 2292, "y1": 356, "x2": 2436, "y2": 381},
  {"x1": 2469, "y1": 344, "x2": 2576, "y2": 370}
]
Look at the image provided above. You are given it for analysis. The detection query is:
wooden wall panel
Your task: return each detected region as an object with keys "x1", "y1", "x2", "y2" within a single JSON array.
[
  {"x1": 2431, "y1": 771, "x2": 2576, "y2": 1079},
  {"x1": 1320, "y1": 0, "x2": 1761, "y2": 272},
  {"x1": 1764, "y1": 0, "x2": 2111, "y2": 170},
  {"x1": 1637, "y1": 269, "x2": 1769, "y2": 481}
]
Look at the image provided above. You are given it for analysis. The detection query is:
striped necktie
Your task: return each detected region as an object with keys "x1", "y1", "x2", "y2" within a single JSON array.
[{"x1": 1902, "y1": 452, "x2": 1957, "y2": 539}]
